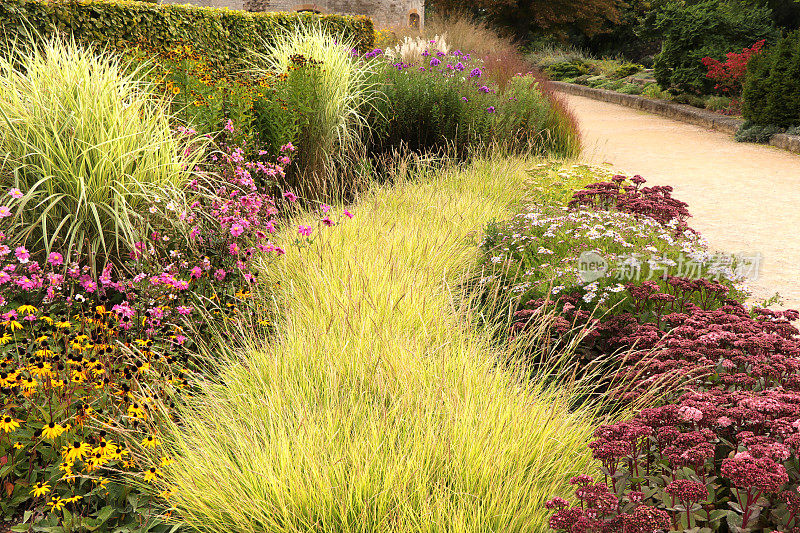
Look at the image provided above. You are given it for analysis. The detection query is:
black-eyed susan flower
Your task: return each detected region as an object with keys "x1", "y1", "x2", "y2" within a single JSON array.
[
  {"x1": 30, "y1": 361, "x2": 53, "y2": 377},
  {"x1": 144, "y1": 466, "x2": 162, "y2": 482},
  {"x1": 1, "y1": 415, "x2": 20, "y2": 432},
  {"x1": 94, "y1": 439, "x2": 117, "y2": 456},
  {"x1": 17, "y1": 304, "x2": 37, "y2": 315},
  {"x1": 160, "y1": 456, "x2": 174, "y2": 467},
  {"x1": 58, "y1": 461, "x2": 73, "y2": 476},
  {"x1": 159, "y1": 488, "x2": 174, "y2": 499},
  {"x1": 62, "y1": 441, "x2": 91, "y2": 462},
  {"x1": 30, "y1": 481, "x2": 51, "y2": 497},
  {"x1": 63, "y1": 495, "x2": 82, "y2": 504},
  {"x1": 6, "y1": 320, "x2": 23, "y2": 331},
  {"x1": 94, "y1": 477, "x2": 110, "y2": 488},
  {"x1": 127, "y1": 402, "x2": 146, "y2": 419},
  {"x1": 0, "y1": 333, "x2": 12, "y2": 345},
  {"x1": 42, "y1": 421, "x2": 67, "y2": 440},
  {"x1": 46, "y1": 496, "x2": 66, "y2": 511},
  {"x1": 141, "y1": 435, "x2": 160, "y2": 448}
]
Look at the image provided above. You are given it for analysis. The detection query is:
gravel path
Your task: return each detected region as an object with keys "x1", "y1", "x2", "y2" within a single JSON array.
[{"x1": 560, "y1": 93, "x2": 800, "y2": 310}]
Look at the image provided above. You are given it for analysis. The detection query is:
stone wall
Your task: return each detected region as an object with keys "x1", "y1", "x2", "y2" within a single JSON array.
[{"x1": 160, "y1": 0, "x2": 423, "y2": 28}]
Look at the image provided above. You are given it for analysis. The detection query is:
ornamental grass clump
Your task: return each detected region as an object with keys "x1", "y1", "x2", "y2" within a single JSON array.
[
  {"x1": 154, "y1": 155, "x2": 603, "y2": 533},
  {"x1": 0, "y1": 36, "x2": 203, "y2": 272},
  {"x1": 248, "y1": 24, "x2": 383, "y2": 192}
]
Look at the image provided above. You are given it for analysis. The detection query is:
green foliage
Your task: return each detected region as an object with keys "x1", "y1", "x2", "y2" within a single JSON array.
[
  {"x1": 610, "y1": 61, "x2": 643, "y2": 78},
  {"x1": 368, "y1": 68, "x2": 580, "y2": 159},
  {"x1": 0, "y1": 0, "x2": 375, "y2": 74},
  {"x1": 642, "y1": 81, "x2": 668, "y2": 98},
  {"x1": 618, "y1": 82, "x2": 644, "y2": 94},
  {"x1": 652, "y1": 0, "x2": 778, "y2": 94},
  {"x1": 672, "y1": 92, "x2": 707, "y2": 108},
  {"x1": 742, "y1": 30, "x2": 800, "y2": 127},
  {"x1": 0, "y1": 36, "x2": 203, "y2": 271},
  {"x1": 544, "y1": 60, "x2": 593, "y2": 80},
  {"x1": 734, "y1": 120, "x2": 785, "y2": 142},
  {"x1": 704, "y1": 94, "x2": 733, "y2": 111},
  {"x1": 369, "y1": 66, "x2": 487, "y2": 155}
]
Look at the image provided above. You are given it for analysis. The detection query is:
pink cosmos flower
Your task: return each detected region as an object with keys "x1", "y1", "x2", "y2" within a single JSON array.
[
  {"x1": 48, "y1": 252, "x2": 64, "y2": 265},
  {"x1": 224, "y1": 119, "x2": 235, "y2": 132},
  {"x1": 14, "y1": 246, "x2": 29, "y2": 263},
  {"x1": 344, "y1": 208, "x2": 354, "y2": 219},
  {"x1": 298, "y1": 225, "x2": 312, "y2": 237}
]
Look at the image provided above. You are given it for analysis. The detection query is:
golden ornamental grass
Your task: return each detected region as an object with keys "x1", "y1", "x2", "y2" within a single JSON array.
[{"x1": 156, "y1": 155, "x2": 602, "y2": 532}]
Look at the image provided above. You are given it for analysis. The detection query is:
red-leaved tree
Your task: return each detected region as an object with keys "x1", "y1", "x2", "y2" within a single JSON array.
[{"x1": 701, "y1": 40, "x2": 766, "y2": 97}]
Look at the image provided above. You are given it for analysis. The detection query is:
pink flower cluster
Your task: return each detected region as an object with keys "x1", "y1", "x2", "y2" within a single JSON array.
[{"x1": 569, "y1": 175, "x2": 692, "y2": 233}]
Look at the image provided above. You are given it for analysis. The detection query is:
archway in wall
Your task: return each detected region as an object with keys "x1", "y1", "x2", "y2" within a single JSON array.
[
  {"x1": 408, "y1": 9, "x2": 420, "y2": 29},
  {"x1": 293, "y1": 3, "x2": 323, "y2": 13}
]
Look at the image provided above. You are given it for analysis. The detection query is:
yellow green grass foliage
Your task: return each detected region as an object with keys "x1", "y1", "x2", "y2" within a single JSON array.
[{"x1": 157, "y1": 155, "x2": 600, "y2": 532}]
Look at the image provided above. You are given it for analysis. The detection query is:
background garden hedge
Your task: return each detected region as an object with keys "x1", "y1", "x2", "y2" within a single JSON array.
[{"x1": 0, "y1": 0, "x2": 375, "y2": 70}]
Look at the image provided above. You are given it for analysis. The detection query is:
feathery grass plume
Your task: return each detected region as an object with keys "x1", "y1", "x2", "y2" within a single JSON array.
[
  {"x1": 248, "y1": 24, "x2": 384, "y2": 196},
  {"x1": 0, "y1": 34, "x2": 203, "y2": 272},
  {"x1": 154, "y1": 154, "x2": 605, "y2": 533}
]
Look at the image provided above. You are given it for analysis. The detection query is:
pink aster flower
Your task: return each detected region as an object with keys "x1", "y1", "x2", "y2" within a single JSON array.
[
  {"x1": 283, "y1": 191, "x2": 298, "y2": 202},
  {"x1": 190, "y1": 266, "x2": 203, "y2": 279},
  {"x1": 14, "y1": 246, "x2": 29, "y2": 263},
  {"x1": 230, "y1": 224, "x2": 244, "y2": 237},
  {"x1": 8, "y1": 188, "x2": 22, "y2": 199},
  {"x1": 48, "y1": 252, "x2": 64, "y2": 266},
  {"x1": 344, "y1": 208, "x2": 354, "y2": 219},
  {"x1": 176, "y1": 306, "x2": 193, "y2": 315},
  {"x1": 214, "y1": 269, "x2": 226, "y2": 281},
  {"x1": 298, "y1": 225, "x2": 312, "y2": 237},
  {"x1": 0, "y1": 206, "x2": 11, "y2": 218}
]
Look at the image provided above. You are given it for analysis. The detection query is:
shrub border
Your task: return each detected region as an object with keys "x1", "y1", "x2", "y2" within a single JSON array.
[{"x1": 551, "y1": 81, "x2": 800, "y2": 155}]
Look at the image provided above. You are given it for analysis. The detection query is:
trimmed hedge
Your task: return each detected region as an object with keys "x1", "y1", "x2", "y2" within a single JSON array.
[
  {"x1": 0, "y1": 0, "x2": 375, "y2": 69},
  {"x1": 742, "y1": 30, "x2": 800, "y2": 127}
]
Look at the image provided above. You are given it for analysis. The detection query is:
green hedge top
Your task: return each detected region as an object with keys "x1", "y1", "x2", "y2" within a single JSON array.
[{"x1": 0, "y1": 0, "x2": 375, "y2": 68}]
